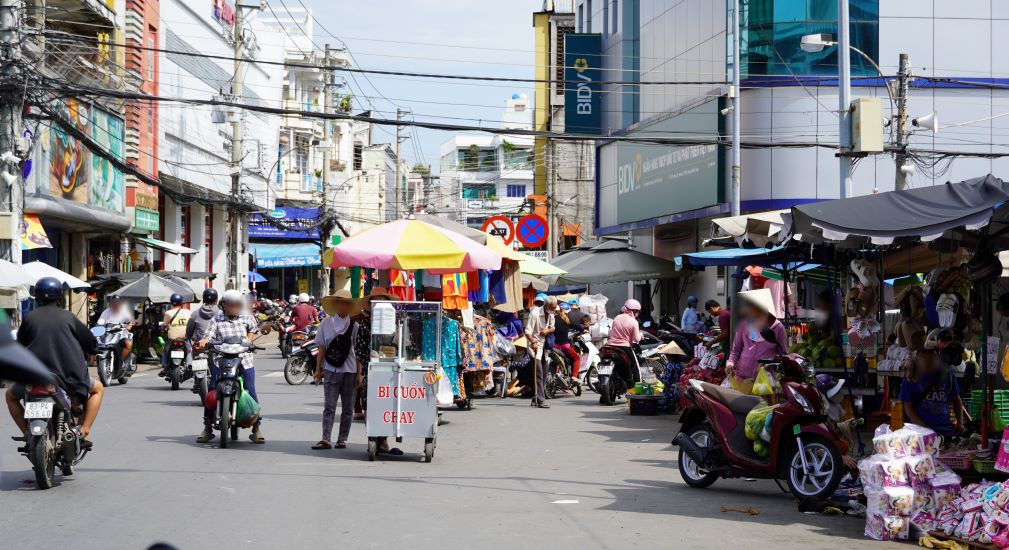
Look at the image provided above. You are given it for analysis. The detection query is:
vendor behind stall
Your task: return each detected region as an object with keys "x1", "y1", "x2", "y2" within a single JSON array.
[
  {"x1": 726, "y1": 288, "x2": 788, "y2": 394},
  {"x1": 899, "y1": 328, "x2": 965, "y2": 439}
]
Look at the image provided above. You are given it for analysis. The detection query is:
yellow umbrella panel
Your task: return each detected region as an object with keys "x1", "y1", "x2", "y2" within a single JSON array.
[{"x1": 483, "y1": 235, "x2": 567, "y2": 276}]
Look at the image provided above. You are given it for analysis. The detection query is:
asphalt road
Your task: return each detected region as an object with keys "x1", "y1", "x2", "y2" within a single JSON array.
[{"x1": 0, "y1": 345, "x2": 901, "y2": 550}]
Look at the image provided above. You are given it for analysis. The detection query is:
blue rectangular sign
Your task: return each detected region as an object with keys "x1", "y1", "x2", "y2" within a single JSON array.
[
  {"x1": 564, "y1": 33, "x2": 602, "y2": 135},
  {"x1": 248, "y1": 207, "x2": 321, "y2": 240}
]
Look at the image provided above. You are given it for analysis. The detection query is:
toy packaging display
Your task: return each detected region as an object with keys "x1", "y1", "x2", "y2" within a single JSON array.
[
  {"x1": 932, "y1": 480, "x2": 1009, "y2": 547},
  {"x1": 860, "y1": 424, "x2": 961, "y2": 541}
]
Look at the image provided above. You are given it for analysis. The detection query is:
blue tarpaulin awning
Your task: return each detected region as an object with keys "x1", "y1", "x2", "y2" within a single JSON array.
[
  {"x1": 678, "y1": 246, "x2": 799, "y2": 268},
  {"x1": 249, "y1": 243, "x2": 321, "y2": 268}
]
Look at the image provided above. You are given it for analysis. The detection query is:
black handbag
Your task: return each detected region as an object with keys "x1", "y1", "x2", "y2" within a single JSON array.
[{"x1": 324, "y1": 321, "x2": 356, "y2": 369}]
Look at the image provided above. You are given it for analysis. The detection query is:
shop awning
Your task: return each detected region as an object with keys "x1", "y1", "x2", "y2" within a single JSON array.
[
  {"x1": 784, "y1": 174, "x2": 1009, "y2": 247},
  {"x1": 710, "y1": 209, "x2": 788, "y2": 247},
  {"x1": 249, "y1": 242, "x2": 321, "y2": 269},
  {"x1": 678, "y1": 246, "x2": 800, "y2": 268},
  {"x1": 133, "y1": 236, "x2": 197, "y2": 255}
]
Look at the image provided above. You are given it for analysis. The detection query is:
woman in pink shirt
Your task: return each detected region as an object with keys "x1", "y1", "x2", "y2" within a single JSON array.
[
  {"x1": 608, "y1": 300, "x2": 642, "y2": 348},
  {"x1": 727, "y1": 288, "x2": 788, "y2": 394}
]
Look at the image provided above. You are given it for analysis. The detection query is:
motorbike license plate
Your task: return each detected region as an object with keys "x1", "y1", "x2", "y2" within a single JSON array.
[
  {"x1": 24, "y1": 401, "x2": 54, "y2": 419},
  {"x1": 191, "y1": 358, "x2": 208, "y2": 373},
  {"x1": 170, "y1": 350, "x2": 185, "y2": 359},
  {"x1": 596, "y1": 363, "x2": 613, "y2": 376}
]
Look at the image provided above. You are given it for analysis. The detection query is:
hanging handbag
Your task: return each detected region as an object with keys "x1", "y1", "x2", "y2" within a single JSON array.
[{"x1": 324, "y1": 321, "x2": 356, "y2": 369}]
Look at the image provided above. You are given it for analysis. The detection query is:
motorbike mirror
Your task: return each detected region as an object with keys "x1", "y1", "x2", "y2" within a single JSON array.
[
  {"x1": 760, "y1": 327, "x2": 777, "y2": 344},
  {"x1": 642, "y1": 321, "x2": 652, "y2": 328}
]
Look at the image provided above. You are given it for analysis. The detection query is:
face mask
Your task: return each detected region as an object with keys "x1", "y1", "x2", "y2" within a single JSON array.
[{"x1": 747, "y1": 326, "x2": 761, "y2": 341}]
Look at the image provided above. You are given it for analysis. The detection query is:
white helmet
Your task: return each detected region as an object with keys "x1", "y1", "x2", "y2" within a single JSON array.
[
  {"x1": 298, "y1": 293, "x2": 310, "y2": 303},
  {"x1": 221, "y1": 289, "x2": 245, "y2": 305},
  {"x1": 622, "y1": 299, "x2": 642, "y2": 313},
  {"x1": 289, "y1": 294, "x2": 297, "y2": 303}
]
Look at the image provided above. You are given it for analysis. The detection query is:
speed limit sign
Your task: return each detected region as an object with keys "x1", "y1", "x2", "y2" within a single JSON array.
[{"x1": 481, "y1": 216, "x2": 515, "y2": 245}]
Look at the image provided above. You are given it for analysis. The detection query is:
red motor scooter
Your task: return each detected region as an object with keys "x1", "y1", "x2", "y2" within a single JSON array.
[{"x1": 673, "y1": 339, "x2": 846, "y2": 501}]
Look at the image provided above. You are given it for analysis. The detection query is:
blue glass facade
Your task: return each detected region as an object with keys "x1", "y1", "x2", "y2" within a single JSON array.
[{"x1": 742, "y1": 0, "x2": 879, "y2": 77}]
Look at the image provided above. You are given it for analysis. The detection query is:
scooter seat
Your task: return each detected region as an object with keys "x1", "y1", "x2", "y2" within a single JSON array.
[{"x1": 698, "y1": 382, "x2": 762, "y2": 415}]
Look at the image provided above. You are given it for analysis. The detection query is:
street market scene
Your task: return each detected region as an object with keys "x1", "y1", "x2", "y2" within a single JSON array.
[{"x1": 6, "y1": 1, "x2": 1009, "y2": 549}]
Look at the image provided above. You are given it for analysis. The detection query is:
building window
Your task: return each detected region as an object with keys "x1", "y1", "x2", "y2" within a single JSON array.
[
  {"x1": 506, "y1": 184, "x2": 526, "y2": 198},
  {"x1": 353, "y1": 142, "x2": 363, "y2": 170},
  {"x1": 743, "y1": 0, "x2": 879, "y2": 77},
  {"x1": 611, "y1": 0, "x2": 618, "y2": 33},
  {"x1": 586, "y1": 0, "x2": 592, "y2": 32},
  {"x1": 602, "y1": 0, "x2": 608, "y2": 34},
  {"x1": 577, "y1": 4, "x2": 583, "y2": 32}
]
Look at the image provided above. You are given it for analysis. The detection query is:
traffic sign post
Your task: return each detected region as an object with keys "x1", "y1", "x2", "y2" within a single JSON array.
[
  {"x1": 516, "y1": 214, "x2": 549, "y2": 249},
  {"x1": 481, "y1": 216, "x2": 515, "y2": 245}
]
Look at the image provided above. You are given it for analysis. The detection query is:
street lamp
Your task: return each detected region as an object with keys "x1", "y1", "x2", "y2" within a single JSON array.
[{"x1": 799, "y1": 33, "x2": 894, "y2": 110}]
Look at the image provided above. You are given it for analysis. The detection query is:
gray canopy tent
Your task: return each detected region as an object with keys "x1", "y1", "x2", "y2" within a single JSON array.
[{"x1": 547, "y1": 240, "x2": 679, "y2": 285}]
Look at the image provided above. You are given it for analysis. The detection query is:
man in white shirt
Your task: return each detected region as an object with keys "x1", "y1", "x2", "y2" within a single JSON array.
[
  {"x1": 524, "y1": 293, "x2": 554, "y2": 409},
  {"x1": 97, "y1": 295, "x2": 135, "y2": 363},
  {"x1": 312, "y1": 290, "x2": 361, "y2": 450}
]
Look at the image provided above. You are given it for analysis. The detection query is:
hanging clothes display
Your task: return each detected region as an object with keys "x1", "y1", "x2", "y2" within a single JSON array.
[
  {"x1": 441, "y1": 273, "x2": 470, "y2": 310},
  {"x1": 423, "y1": 315, "x2": 462, "y2": 396},
  {"x1": 467, "y1": 270, "x2": 490, "y2": 304},
  {"x1": 388, "y1": 269, "x2": 416, "y2": 301},
  {"x1": 460, "y1": 315, "x2": 496, "y2": 372}
]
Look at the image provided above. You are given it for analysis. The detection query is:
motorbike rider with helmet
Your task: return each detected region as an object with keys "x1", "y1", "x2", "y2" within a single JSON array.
[
  {"x1": 5, "y1": 277, "x2": 103, "y2": 443},
  {"x1": 186, "y1": 288, "x2": 220, "y2": 343},
  {"x1": 159, "y1": 293, "x2": 192, "y2": 376},
  {"x1": 601, "y1": 299, "x2": 644, "y2": 394},
  {"x1": 291, "y1": 293, "x2": 318, "y2": 332},
  {"x1": 97, "y1": 294, "x2": 135, "y2": 364},
  {"x1": 197, "y1": 289, "x2": 264, "y2": 444}
]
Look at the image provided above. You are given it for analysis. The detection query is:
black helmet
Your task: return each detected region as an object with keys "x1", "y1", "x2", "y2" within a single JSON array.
[
  {"x1": 202, "y1": 288, "x2": 219, "y2": 304},
  {"x1": 170, "y1": 293, "x2": 184, "y2": 306},
  {"x1": 33, "y1": 277, "x2": 62, "y2": 304}
]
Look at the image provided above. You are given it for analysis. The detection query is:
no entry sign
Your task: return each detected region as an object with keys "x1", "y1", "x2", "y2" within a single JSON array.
[
  {"x1": 481, "y1": 215, "x2": 515, "y2": 245},
  {"x1": 516, "y1": 214, "x2": 549, "y2": 249}
]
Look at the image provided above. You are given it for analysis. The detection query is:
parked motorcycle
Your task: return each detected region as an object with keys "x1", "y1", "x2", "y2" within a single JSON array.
[
  {"x1": 164, "y1": 338, "x2": 191, "y2": 391},
  {"x1": 207, "y1": 338, "x2": 263, "y2": 449},
  {"x1": 673, "y1": 341, "x2": 845, "y2": 501},
  {"x1": 596, "y1": 336, "x2": 663, "y2": 406},
  {"x1": 16, "y1": 383, "x2": 91, "y2": 489},
  {"x1": 278, "y1": 321, "x2": 298, "y2": 359},
  {"x1": 284, "y1": 334, "x2": 319, "y2": 385},
  {"x1": 573, "y1": 331, "x2": 600, "y2": 393},
  {"x1": 92, "y1": 324, "x2": 136, "y2": 386},
  {"x1": 544, "y1": 346, "x2": 581, "y2": 398}
]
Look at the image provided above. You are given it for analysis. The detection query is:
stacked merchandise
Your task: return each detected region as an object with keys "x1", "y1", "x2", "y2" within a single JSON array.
[
  {"x1": 859, "y1": 424, "x2": 961, "y2": 541},
  {"x1": 931, "y1": 480, "x2": 1009, "y2": 547}
]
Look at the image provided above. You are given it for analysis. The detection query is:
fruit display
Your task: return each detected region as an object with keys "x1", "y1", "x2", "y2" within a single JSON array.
[{"x1": 789, "y1": 324, "x2": 842, "y2": 371}]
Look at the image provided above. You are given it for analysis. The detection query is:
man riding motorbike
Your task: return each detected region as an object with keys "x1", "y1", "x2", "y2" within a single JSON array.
[
  {"x1": 97, "y1": 294, "x2": 135, "y2": 363},
  {"x1": 159, "y1": 293, "x2": 191, "y2": 377},
  {"x1": 186, "y1": 288, "x2": 220, "y2": 343},
  {"x1": 196, "y1": 289, "x2": 265, "y2": 444},
  {"x1": 601, "y1": 299, "x2": 644, "y2": 396},
  {"x1": 291, "y1": 293, "x2": 318, "y2": 332},
  {"x1": 5, "y1": 277, "x2": 103, "y2": 444}
]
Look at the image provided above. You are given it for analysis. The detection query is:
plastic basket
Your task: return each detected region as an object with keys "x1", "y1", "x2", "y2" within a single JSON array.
[
  {"x1": 974, "y1": 458, "x2": 997, "y2": 475},
  {"x1": 937, "y1": 451, "x2": 973, "y2": 471},
  {"x1": 627, "y1": 395, "x2": 660, "y2": 416}
]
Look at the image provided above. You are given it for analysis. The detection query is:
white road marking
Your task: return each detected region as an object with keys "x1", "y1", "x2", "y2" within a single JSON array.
[
  {"x1": 551, "y1": 500, "x2": 579, "y2": 504},
  {"x1": 263, "y1": 372, "x2": 284, "y2": 378}
]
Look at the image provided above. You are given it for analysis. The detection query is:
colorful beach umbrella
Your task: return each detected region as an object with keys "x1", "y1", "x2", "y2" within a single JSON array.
[{"x1": 329, "y1": 218, "x2": 502, "y2": 272}]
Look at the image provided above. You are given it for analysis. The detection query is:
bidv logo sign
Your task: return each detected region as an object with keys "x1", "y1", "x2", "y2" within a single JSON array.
[
  {"x1": 564, "y1": 34, "x2": 601, "y2": 135},
  {"x1": 617, "y1": 154, "x2": 643, "y2": 195}
]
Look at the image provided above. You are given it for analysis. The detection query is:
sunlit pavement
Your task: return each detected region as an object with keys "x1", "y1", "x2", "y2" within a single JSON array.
[{"x1": 0, "y1": 345, "x2": 900, "y2": 549}]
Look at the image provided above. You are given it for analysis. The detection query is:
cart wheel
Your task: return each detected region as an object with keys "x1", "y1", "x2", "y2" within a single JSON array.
[
  {"x1": 367, "y1": 438, "x2": 377, "y2": 462},
  {"x1": 424, "y1": 438, "x2": 435, "y2": 463}
]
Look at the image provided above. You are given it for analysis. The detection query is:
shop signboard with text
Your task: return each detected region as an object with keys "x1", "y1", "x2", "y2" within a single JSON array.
[
  {"x1": 610, "y1": 99, "x2": 724, "y2": 225},
  {"x1": 564, "y1": 33, "x2": 602, "y2": 135}
]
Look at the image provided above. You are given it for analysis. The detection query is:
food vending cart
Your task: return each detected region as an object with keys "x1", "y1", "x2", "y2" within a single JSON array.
[{"x1": 366, "y1": 301, "x2": 441, "y2": 462}]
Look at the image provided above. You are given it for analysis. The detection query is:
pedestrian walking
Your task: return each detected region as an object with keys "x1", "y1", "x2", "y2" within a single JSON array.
[
  {"x1": 525, "y1": 293, "x2": 554, "y2": 408},
  {"x1": 312, "y1": 290, "x2": 361, "y2": 450},
  {"x1": 681, "y1": 295, "x2": 702, "y2": 333}
]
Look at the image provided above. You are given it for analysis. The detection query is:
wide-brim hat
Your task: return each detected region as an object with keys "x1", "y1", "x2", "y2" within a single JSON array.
[
  {"x1": 739, "y1": 288, "x2": 776, "y2": 317},
  {"x1": 321, "y1": 290, "x2": 357, "y2": 314},
  {"x1": 365, "y1": 287, "x2": 395, "y2": 300},
  {"x1": 658, "y1": 340, "x2": 687, "y2": 356}
]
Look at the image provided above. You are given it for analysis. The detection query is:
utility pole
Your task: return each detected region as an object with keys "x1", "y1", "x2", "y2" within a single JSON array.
[
  {"x1": 730, "y1": 0, "x2": 741, "y2": 218},
  {"x1": 227, "y1": 3, "x2": 247, "y2": 290},
  {"x1": 318, "y1": 44, "x2": 334, "y2": 296},
  {"x1": 0, "y1": 0, "x2": 23, "y2": 265},
  {"x1": 547, "y1": 139, "x2": 557, "y2": 258},
  {"x1": 837, "y1": 0, "x2": 852, "y2": 199},
  {"x1": 894, "y1": 53, "x2": 911, "y2": 191},
  {"x1": 394, "y1": 108, "x2": 402, "y2": 220}
]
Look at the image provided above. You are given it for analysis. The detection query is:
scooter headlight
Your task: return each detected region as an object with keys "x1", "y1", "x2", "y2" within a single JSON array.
[{"x1": 786, "y1": 385, "x2": 816, "y2": 415}]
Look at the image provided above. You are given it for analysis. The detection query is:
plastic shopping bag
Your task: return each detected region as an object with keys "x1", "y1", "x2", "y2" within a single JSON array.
[
  {"x1": 236, "y1": 378, "x2": 261, "y2": 428},
  {"x1": 745, "y1": 403, "x2": 778, "y2": 441},
  {"x1": 751, "y1": 366, "x2": 776, "y2": 397},
  {"x1": 436, "y1": 367, "x2": 454, "y2": 407},
  {"x1": 1001, "y1": 347, "x2": 1009, "y2": 382}
]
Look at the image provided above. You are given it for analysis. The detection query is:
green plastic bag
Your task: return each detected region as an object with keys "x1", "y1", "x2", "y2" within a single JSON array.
[
  {"x1": 745, "y1": 403, "x2": 778, "y2": 441},
  {"x1": 236, "y1": 378, "x2": 261, "y2": 428}
]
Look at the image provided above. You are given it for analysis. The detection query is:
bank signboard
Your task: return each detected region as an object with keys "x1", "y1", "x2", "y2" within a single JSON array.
[
  {"x1": 564, "y1": 33, "x2": 602, "y2": 135},
  {"x1": 612, "y1": 99, "x2": 723, "y2": 225}
]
